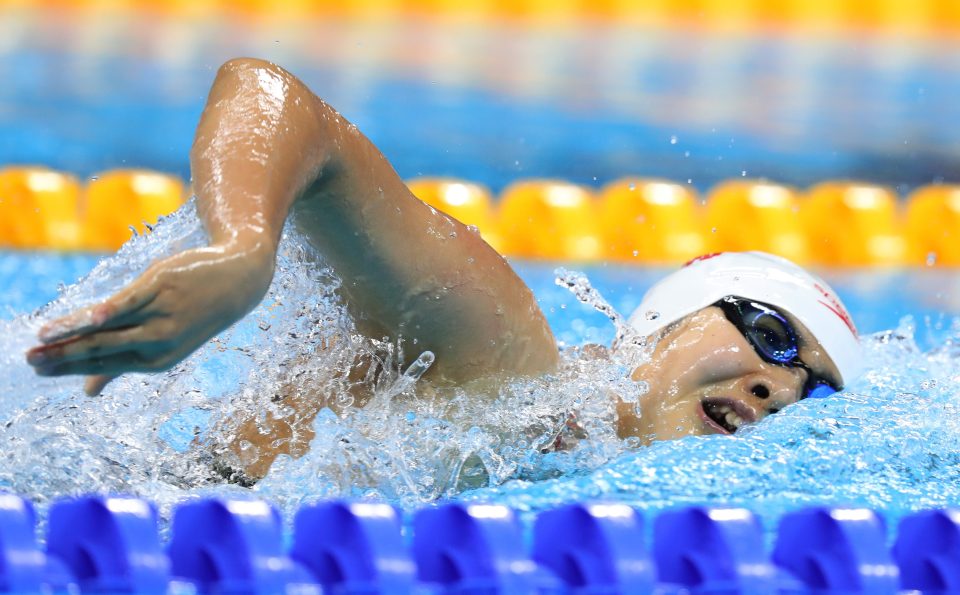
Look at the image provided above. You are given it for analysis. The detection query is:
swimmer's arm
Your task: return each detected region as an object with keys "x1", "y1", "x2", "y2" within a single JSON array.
[
  {"x1": 27, "y1": 58, "x2": 558, "y2": 391},
  {"x1": 274, "y1": 59, "x2": 560, "y2": 383}
]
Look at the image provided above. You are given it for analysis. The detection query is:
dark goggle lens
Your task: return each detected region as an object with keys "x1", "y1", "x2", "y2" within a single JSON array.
[
  {"x1": 719, "y1": 297, "x2": 841, "y2": 400},
  {"x1": 737, "y1": 304, "x2": 799, "y2": 364}
]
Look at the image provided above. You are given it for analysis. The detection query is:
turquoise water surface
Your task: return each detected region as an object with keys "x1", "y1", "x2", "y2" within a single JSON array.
[{"x1": 1, "y1": 205, "x2": 960, "y2": 545}]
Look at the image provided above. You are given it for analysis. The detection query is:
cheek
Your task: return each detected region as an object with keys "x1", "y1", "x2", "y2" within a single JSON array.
[
  {"x1": 656, "y1": 325, "x2": 747, "y2": 383},
  {"x1": 653, "y1": 346, "x2": 746, "y2": 400},
  {"x1": 641, "y1": 390, "x2": 697, "y2": 430}
]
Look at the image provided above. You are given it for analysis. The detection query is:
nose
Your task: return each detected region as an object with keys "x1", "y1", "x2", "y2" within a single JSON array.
[{"x1": 742, "y1": 365, "x2": 807, "y2": 415}]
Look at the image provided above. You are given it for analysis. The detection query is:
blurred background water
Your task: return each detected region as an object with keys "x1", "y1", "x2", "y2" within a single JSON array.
[{"x1": 2, "y1": 2, "x2": 960, "y2": 193}]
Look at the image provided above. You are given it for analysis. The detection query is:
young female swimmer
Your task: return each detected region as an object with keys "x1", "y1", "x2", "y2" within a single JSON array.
[{"x1": 24, "y1": 58, "x2": 862, "y2": 480}]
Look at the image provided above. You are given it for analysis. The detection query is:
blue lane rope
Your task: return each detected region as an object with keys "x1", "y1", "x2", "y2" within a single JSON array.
[{"x1": 0, "y1": 493, "x2": 957, "y2": 593}]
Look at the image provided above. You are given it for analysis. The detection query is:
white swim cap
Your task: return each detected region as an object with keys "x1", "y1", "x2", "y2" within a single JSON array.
[{"x1": 626, "y1": 252, "x2": 862, "y2": 387}]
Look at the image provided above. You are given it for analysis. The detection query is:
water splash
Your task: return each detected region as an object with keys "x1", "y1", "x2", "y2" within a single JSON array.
[
  {"x1": 554, "y1": 268, "x2": 652, "y2": 404},
  {"x1": 3, "y1": 207, "x2": 960, "y2": 543},
  {"x1": 464, "y1": 316, "x2": 960, "y2": 540},
  {"x1": 0, "y1": 203, "x2": 638, "y2": 522}
]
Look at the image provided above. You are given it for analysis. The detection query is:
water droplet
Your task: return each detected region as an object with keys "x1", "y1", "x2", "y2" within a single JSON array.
[
  {"x1": 238, "y1": 440, "x2": 259, "y2": 466},
  {"x1": 632, "y1": 250, "x2": 639, "y2": 257},
  {"x1": 927, "y1": 252, "x2": 937, "y2": 266},
  {"x1": 711, "y1": 227, "x2": 717, "y2": 233},
  {"x1": 669, "y1": 135, "x2": 678, "y2": 144},
  {"x1": 466, "y1": 224, "x2": 480, "y2": 234},
  {"x1": 628, "y1": 183, "x2": 636, "y2": 191},
  {"x1": 741, "y1": 170, "x2": 747, "y2": 177},
  {"x1": 404, "y1": 351, "x2": 435, "y2": 383}
]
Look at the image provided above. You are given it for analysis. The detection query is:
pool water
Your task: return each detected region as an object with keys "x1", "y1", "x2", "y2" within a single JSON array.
[{"x1": 2, "y1": 204, "x2": 960, "y2": 543}]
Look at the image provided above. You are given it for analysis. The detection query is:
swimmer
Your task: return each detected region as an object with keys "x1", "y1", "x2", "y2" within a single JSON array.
[{"x1": 24, "y1": 58, "x2": 862, "y2": 480}]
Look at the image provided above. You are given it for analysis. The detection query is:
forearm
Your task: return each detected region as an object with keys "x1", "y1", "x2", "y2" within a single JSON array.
[
  {"x1": 191, "y1": 58, "x2": 559, "y2": 383},
  {"x1": 190, "y1": 58, "x2": 337, "y2": 257}
]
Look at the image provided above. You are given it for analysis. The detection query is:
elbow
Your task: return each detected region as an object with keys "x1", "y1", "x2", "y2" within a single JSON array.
[
  {"x1": 215, "y1": 58, "x2": 313, "y2": 101},
  {"x1": 217, "y1": 57, "x2": 282, "y2": 79}
]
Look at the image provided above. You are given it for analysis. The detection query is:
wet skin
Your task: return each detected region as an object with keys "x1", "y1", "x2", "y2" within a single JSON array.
[
  {"x1": 24, "y1": 57, "x2": 557, "y2": 395},
  {"x1": 24, "y1": 58, "x2": 844, "y2": 479},
  {"x1": 617, "y1": 306, "x2": 843, "y2": 443}
]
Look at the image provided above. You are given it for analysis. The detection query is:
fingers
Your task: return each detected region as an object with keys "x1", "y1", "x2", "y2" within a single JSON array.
[
  {"x1": 27, "y1": 326, "x2": 151, "y2": 368},
  {"x1": 38, "y1": 277, "x2": 158, "y2": 344},
  {"x1": 84, "y1": 374, "x2": 116, "y2": 396},
  {"x1": 33, "y1": 351, "x2": 166, "y2": 378}
]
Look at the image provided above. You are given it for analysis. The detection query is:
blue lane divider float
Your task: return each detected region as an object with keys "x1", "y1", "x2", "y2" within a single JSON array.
[
  {"x1": 413, "y1": 503, "x2": 554, "y2": 592},
  {"x1": 773, "y1": 508, "x2": 899, "y2": 594},
  {"x1": 0, "y1": 494, "x2": 957, "y2": 593},
  {"x1": 292, "y1": 501, "x2": 414, "y2": 594},
  {"x1": 0, "y1": 494, "x2": 44, "y2": 593},
  {"x1": 168, "y1": 498, "x2": 315, "y2": 593},
  {"x1": 653, "y1": 507, "x2": 777, "y2": 593},
  {"x1": 893, "y1": 509, "x2": 960, "y2": 592},
  {"x1": 47, "y1": 496, "x2": 169, "y2": 593},
  {"x1": 533, "y1": 502, "x2": 653, "y2": 594}
]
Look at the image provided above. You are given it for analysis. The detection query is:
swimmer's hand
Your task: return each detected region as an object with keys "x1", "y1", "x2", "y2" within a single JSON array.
[{"x1": 26, "y1": 242, "x2": 274, "y2": 396}]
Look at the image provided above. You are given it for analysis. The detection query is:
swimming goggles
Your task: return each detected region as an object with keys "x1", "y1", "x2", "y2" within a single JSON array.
[{"x1": 715, "y1": 296, "x2": 840, "y2": 400}]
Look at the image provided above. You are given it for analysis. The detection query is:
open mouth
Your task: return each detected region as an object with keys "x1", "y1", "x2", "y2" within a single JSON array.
[{"x1": 699, "y1": 397, "x2": 757, "y2": 435}]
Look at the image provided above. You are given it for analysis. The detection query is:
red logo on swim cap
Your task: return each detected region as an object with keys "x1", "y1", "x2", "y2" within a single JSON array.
[
  {"x1": 814, "y1": 283, "x2": 857, "y2": 336},
  {"x1": 684, "y1": 253, "x2": 723, "y2": 267}
]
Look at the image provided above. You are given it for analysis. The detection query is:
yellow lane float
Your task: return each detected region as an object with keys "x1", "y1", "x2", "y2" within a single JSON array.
[
  {"x1": 3, "y1": 167, "x2": 960, "y2": 267},
  {"x1": 600, "y1": 178, "x2": 705, "y2": 263},
  {"x1": 905, "y1": 184, "x2": 960, "y2": 266},
  {"x1": 705, "y1": 180, "x2": 809, "y2": 264},
  {"x1": 0, "y1": 167, "x2": 82, "y2": 250},
  {"x1": 803, "y1": 182, "x2": 906, "y2": 266},
  {"x1": 497, "y1": 180, "x2": 603, "y2": 260},
  {"x1": 83, "y1": 170, "x2": 185, "y2": 251}
]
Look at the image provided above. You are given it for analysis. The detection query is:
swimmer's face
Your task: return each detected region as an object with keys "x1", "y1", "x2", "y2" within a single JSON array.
[{"x1": 616, "y1": 305, "x2": 842, "y2": 443}]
